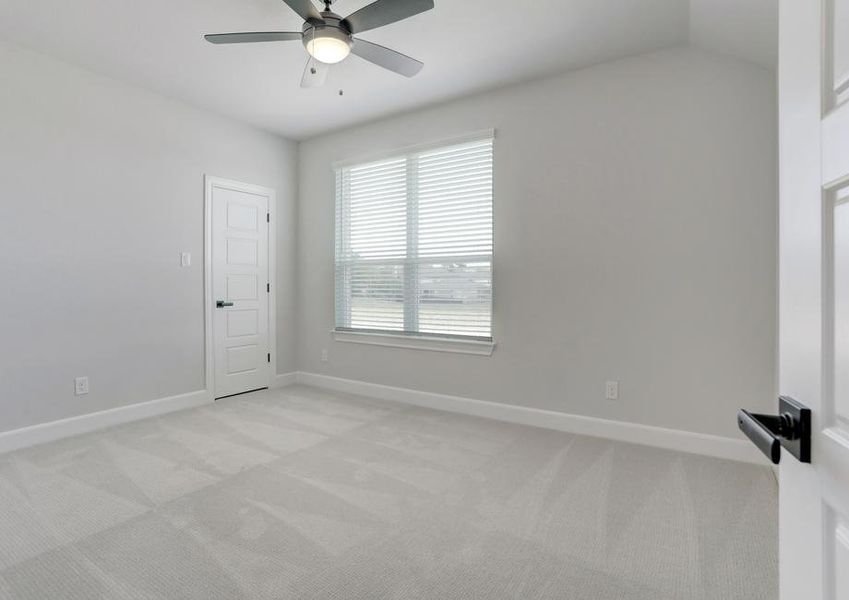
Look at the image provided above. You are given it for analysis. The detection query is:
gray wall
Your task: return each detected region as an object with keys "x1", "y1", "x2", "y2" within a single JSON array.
[
  {"x1": 297, "y1": 47, "x2": 777, "y2": 439},
  {"x1": 0, "y1": 41, "x2": 298, "y2": 432}
]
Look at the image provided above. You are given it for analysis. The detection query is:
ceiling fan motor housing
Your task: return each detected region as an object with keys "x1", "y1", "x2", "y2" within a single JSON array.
[{"x1": 302, "y1": 12, "x2": 353, "y2": 59}]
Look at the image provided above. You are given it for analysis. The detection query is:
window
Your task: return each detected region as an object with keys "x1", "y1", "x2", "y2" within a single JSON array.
[{"x1": 334, "y1": 134, "x2": 493, "y2": 343}]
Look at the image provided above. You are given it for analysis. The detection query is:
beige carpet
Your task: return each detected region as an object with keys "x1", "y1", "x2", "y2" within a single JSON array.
[{"x1": 0, "y1": 385, "x2": 777, "y2": 599}]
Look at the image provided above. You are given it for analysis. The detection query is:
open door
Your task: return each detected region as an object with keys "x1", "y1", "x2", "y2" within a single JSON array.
[{"x1": 779, "y1": 0, "x2": 849, "y2": 597}]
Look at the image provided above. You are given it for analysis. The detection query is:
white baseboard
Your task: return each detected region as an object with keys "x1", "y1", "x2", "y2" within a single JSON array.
[
  {"x1": 297, "y1": 372, "x2": 766, "y2": 465},
  {"x1": 272, "y1": 372, "x2": 298, "y2": 389},
  {"x1": 0, "y1": 389, "x2": 212, "y2": 455},
  {"x1": 0, "y1": 371, "x2": 766, "y2": 465}
]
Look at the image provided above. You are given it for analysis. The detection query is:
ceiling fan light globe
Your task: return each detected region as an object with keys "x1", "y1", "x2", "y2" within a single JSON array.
[{"x1": 306, "y1": 36, "x2": 351, "y2": 64}]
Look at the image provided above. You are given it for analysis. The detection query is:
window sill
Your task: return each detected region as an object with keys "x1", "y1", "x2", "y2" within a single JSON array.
[{"x1": 332, "y1": 330, "x2": 495, "y2": 356}]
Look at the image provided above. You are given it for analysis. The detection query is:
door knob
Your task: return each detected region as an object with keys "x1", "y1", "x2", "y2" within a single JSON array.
[
  {"x1": 737, "y1": 396, "x2": 811, "y2": 464},
  {"x1": 216, "y1": 300, "x2": 234, "y2": 308}
]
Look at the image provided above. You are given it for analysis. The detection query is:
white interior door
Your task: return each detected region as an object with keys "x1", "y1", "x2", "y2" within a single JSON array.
[
  {"x1": 779, "y1": 1, "x2": 849, "y2": 598},
  {"x1": 209, "y1": 178, "x2": 272, "y2": 399}
]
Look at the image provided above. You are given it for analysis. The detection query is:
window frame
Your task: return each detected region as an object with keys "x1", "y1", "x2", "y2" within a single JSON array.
[{"x1": 332, "y1": 130, "x2": 496, "y2": 353}]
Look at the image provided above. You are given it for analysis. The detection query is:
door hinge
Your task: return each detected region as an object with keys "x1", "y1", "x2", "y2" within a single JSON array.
[
  {"x1": 267, "y1": 353, "x2": 271, "y2": 364},
  {"x1": 267, "y1": 283, "x2": 270, "y2": 293},
  {"x1": 266, "y1": 213, "x2": 270, "y2": 223}
]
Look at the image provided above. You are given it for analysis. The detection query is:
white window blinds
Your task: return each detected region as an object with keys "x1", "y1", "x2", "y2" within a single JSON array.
[{"x1": 335, "y1": 135, "x2": 493, "y2": 341}]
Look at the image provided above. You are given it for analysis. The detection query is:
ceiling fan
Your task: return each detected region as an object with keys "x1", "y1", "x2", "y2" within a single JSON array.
[{"x1": 204, "y1": 0, "x2": 434, "y2": 88}]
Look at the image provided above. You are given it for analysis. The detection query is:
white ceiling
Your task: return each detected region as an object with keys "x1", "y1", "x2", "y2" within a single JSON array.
[{"x1": 0, "y1": 0, "x2": 776, "y2": 140}]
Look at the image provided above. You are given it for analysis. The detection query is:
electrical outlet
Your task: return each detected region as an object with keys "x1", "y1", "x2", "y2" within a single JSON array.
[
  {"x1": 321, "y1": 349, "x2": 329, "y2": 362},
  {"x1": 605, "y1": 381, "x2": 619, "y2": 400},
  {"x1": 74, "y1": 376, "x2": 89, "y2": 396}
]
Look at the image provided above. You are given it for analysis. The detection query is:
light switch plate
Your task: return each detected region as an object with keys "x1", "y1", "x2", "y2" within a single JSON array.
[
  {"x1": 180, "y1": 252, "x2": 191, "y2": 267},
  {"x1": 74, "y1": 376, "x2": 89, "y2": 396}
]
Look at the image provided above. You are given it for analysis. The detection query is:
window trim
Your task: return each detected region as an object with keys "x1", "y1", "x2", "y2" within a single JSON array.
[
  {"x1": 332, "y1": 329, "x2": 496, "y2": 356},
  {"x1": 333, "y1": 130, "x2": 496, "y2": 343},
  {"x1": 331, "y1": 129, "x2": 496, "y2": 170}
]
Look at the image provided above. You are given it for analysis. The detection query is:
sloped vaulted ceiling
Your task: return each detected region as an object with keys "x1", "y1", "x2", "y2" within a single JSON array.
[{"x1": 0, "y1": 0, "x2": 776, "y2": 139}]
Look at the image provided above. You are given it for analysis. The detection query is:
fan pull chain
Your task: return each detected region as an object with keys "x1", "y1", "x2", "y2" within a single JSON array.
[{"x1": 308, "y1": 25, "x2": 317, "y2": 75}]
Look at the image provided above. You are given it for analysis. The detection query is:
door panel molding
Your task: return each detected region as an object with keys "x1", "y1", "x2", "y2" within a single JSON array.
[{"x1": 824, "y1": 0, "x2": 849, "y2": 109}]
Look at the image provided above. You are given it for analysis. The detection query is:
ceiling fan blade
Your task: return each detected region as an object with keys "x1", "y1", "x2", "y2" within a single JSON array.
[
  {"x1": 342, "y1": 0, "x2": 433, "y2": 34},
  {"x1": 301, "y1": 58, "x2": 329, "y2": 88},
  {"x1": 351, "y1": 38, "x2": 423, "y2": 77},
  {"x1": 205, "y1": 32, "x2": 302, "y2": 44},
  {"x1": 281, "y1": 0, "x2": 322, "y2": 22}
]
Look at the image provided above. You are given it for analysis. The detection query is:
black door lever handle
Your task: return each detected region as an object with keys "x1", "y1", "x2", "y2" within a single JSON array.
[
  {"x1": 737, "y1": 396, "x2": 811, "y2": 464},
  {"x1": 737, "y1": 410, "x2": 782, "y2": 463}
]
